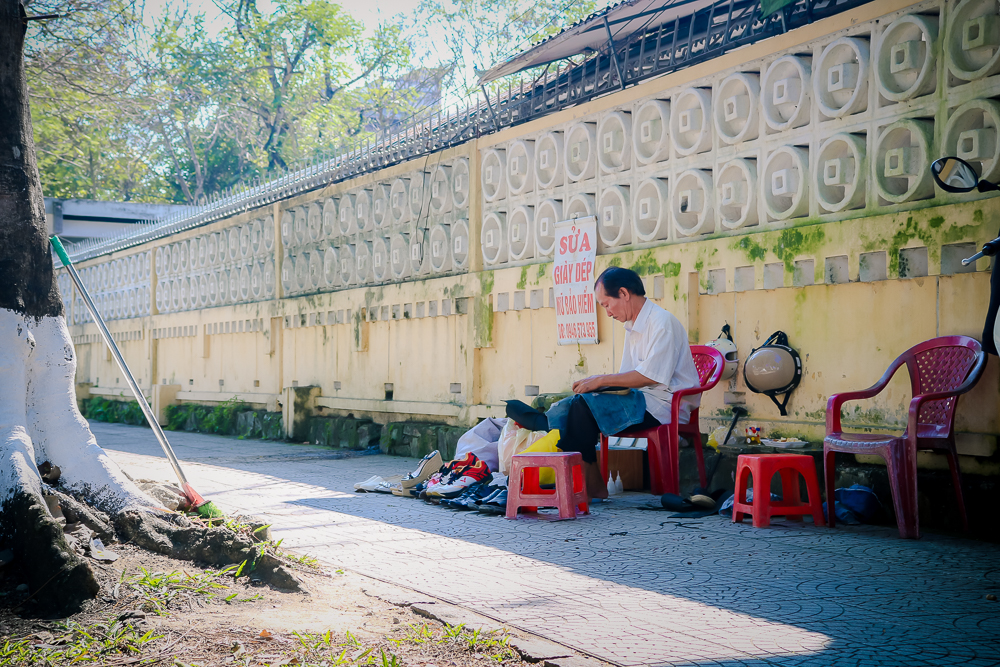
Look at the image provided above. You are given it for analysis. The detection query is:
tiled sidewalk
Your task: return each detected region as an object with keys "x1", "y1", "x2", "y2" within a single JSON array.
[{"x1": 95, "y1": 423, "x2": 1000, "y2": 667}]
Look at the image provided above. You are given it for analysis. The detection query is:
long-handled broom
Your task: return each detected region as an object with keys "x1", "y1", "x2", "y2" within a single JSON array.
[{"x1": 50, "y1": 236, "x2": 223, "y2": 519}]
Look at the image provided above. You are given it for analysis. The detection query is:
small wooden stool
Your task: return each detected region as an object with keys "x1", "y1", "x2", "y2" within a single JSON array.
[
  {"x1": 506, "y1": 452, "x2": 590, "y2": 520},
  {"x1": 732, "y1": 453, "x2": 826, "y2": 528}
]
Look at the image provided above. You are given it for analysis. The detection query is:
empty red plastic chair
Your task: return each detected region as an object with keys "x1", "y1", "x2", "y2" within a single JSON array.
[
  {"x1": 507, "y1": 452, "x2": 589, "y2": 520},
  {"x1": 732, "y1": 454, "x2": 826, "y2": 528},
  {"x1": 599, "y1": 345, "x2": 725, "y2": 495},
  {"x1": 824, "y1": 336, "x2": 986, "y2": 539}
]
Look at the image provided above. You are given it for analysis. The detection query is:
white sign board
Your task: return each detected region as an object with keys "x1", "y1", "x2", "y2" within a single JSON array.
[{"x1": 553, "y1": 216, "x2": 598, "y2": 345}]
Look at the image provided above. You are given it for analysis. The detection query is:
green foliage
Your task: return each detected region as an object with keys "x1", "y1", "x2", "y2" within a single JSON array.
[
  {"x1": 26, "y1": 0, "x2": 425, "y2": 203},
  {"x1": 25, "y1": 0, "x2": 608, "y2": 205},
  {"x1": 415, "y1": 0, "x2": 599, "y2": 97},
  {"x1": 203, "y1": 396, "x2": 249, "y2": 434},
  {"x1": 393, "y1": 623, "x2": 518, "y2": 662},
  {"x1": 25, "y1": 0, "x2": 172, "y2": 201},
  {"x1": 163, "y1": 398, "x2": 251, "y2": 434},
  {"x1": 164, "y1": 403, "x2": 191, "y2": 431},
  {"x1": 82, "y1": 397, "x2": 148, "y2": 427},
  {"x1": 129, "y1": 567, "x2": 230, "y2": 615},
  {"x1": 0, "y1": 618, "x2": 162, "y2": 664}
]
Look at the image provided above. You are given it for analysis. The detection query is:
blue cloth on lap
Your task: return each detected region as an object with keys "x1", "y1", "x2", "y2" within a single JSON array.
[{"x1": 546, "y1": 390, "x2": 648, "y2": 436}]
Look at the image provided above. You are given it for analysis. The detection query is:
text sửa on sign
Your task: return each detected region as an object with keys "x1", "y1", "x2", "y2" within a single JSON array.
[{"x1": 554, "y1": 217, "x2": 598, "y2": 345}]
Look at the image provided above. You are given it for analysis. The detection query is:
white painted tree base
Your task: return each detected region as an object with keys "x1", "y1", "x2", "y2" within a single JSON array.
[{"x1": 0, "y1": 308, "x2": 158, "y2": 515}]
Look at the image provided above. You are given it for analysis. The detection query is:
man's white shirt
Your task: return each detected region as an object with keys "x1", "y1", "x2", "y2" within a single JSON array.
[{"x1": 619, "y1": 299, "x2": 701, "y2": 424}]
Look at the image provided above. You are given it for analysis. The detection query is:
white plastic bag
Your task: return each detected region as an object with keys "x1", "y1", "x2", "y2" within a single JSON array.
[
  {"x1": 455, "y1": 417, "x2": 505, "y2": 472},
  {"x1": 497, "y1": 420, "x2": 546, "y2": 474}
]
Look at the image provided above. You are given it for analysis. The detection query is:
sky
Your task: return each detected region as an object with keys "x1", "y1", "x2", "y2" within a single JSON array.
[{"x1": 143, "y1": 0, "x2": 427, "y2": 41}]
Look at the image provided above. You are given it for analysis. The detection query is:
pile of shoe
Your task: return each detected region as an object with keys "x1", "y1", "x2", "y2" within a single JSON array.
[
  {"x1": 440, "y1": 472, "x2": 508, "y2": 513},
  {"x1": 414, "y1": 452, "x2": 491, "y2": 500},
  {"x1": 355, "y1": 449, "x2": 512, "y2": 516}
]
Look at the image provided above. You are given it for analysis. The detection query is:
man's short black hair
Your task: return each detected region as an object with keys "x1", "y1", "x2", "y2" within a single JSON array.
[{"x1": 595, "y1": 266, "x2": 645, "y2": 297}]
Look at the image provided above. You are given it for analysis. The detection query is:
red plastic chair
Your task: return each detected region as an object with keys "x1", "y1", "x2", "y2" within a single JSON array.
[
  {"x1": 732, "y1": 454, "x2": 826, "y2": 528},
  {"x1": 824, "y1": 336, "x2": 986, "y2": 539},
  {"x1": 507, "y1": 452, "x2": 590, "y2": 520},
  {"x1": 599, "y1": 345, "x2": 726, "y2": 495}
]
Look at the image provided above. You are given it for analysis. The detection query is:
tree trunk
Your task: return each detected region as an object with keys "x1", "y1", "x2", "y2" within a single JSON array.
[
  {"x1": 0, "y1": 0, "x2": 61, "y2": 318},
  {"x1": 0, "y1": 0, "x2": 157, "y2": 616},
  {"x1": 0, "y1": 1, "x2": 304, "y2": 616}
]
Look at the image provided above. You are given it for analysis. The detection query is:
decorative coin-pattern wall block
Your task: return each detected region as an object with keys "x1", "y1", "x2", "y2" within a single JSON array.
[
  {"x1": 154, "y1": 217, "x2": 276, "y2": 311},
  {"x1": 273, "y1": 155, "x2": 471, "y2": 297},
  {"x1": 478, "y1": 0, "x2": 1000, "y2": 269},
  {"x1": 57, "y1": 250, "x2": 152, "y2": 323}
]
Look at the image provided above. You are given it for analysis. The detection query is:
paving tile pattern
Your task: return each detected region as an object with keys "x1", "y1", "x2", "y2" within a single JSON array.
[{"x1": 94, "y1": 423, "x2": 1000, "y2": 667}]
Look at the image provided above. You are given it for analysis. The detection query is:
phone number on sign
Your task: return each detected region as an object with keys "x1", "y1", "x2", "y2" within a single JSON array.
[{"x1": 558, "y1": 321, "x2": 597, "y2": 340}]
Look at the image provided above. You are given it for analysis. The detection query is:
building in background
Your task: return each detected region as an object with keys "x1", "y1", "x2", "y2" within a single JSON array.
[{"x1": 46, "y1": 198, "x2": 191, "y2": 244}]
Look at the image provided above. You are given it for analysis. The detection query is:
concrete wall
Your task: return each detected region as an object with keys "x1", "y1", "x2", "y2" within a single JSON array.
[{"x1": 59, "y1": 0, "x2": 999, "y2": 475}]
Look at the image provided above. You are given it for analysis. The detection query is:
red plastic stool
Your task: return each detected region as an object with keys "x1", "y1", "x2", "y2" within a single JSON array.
[
  {"x1": 506, "y1": 452, "x2": 590, "y2": 520},
  {"x1": 732, "y1": 454, "x2": 826, "y2": 528}
]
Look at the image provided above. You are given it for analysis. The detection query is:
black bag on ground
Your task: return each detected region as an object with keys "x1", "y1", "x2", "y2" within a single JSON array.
[{"x1": 742, "y1": 331, "x2": 801, "y2": 416}]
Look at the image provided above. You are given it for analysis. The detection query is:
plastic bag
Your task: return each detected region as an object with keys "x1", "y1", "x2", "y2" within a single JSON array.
[
  {"x1": 455, "y1": 417, "x2": 505, "y2": 472},
  {"x1": 707, "y1": 425, "x2": 737, "y2": 449},
  {"x1": 835, "y1": 484, "x2": 882, "y2": 522},
  {"x1": 520, "y1": 429, "x2": 561, "y2": 485},
  {"x1": 497, "y1": 420, "x2": 547, "y2": 474}
]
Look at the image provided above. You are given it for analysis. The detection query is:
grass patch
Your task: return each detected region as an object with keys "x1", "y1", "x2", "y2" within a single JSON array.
[
  {"x1": 0, "y1": 618, "x2": 162, "y2": 665},
  {"x1": 392, "y1": 623, "x2": 519, "y2": 663},
  {"x1": 127, "y1": 567, "x2": 232, "y2": 615}
]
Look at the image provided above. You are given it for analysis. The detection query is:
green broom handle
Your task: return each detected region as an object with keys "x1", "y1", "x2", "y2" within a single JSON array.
[{"x1": 50, "y1": 236, "x2": 197, "y2": 498}]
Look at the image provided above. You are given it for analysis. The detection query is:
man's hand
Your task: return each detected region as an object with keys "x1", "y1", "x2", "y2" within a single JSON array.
[{"x1": 572, "y1": 375, "x2": 608, "y2": 394}]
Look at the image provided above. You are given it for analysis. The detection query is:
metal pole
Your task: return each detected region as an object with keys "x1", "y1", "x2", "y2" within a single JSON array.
[
  {"x1": 49, "y1": 236, "x2": 206, "y2": 507},
  {"x1": 604, "y1": 16, "x2": 626, "y2": 90},
  {"x1": 480, "y1": 84, "x2": 501, "y2": 132}
]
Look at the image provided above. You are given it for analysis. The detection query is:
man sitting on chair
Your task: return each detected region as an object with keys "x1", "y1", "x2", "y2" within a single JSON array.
[{"x1": 553, "y1": 266, "x2": 701, "y2": 500}]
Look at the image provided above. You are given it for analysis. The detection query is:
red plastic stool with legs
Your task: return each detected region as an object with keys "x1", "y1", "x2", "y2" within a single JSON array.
[
  {"x1": 506, "y1": 452, "x2": 590, "y2": 520},
  {"x1": 732, "y1": 454, "x2": 826, "y2": 528}
]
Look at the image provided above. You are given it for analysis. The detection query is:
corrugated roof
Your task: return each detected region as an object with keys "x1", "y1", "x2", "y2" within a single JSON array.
[{"x1": 478, "y1": 0, "x2": 716, "y2": 84}]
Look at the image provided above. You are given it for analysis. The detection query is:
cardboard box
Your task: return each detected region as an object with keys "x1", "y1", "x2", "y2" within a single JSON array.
[{"x1": 607, "y1": 447, "x2": 646, "y2": 490}]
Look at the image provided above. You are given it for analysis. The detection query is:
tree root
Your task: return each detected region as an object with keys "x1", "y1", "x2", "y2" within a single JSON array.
[
  {"x1": 45, "y1": 488, "x2": 114, "y2": 542},
  {"x1": 114, "y1": 510, "x2": 304, "y2": 592},
  {"x1": 0, "y1": 492, "x2": 99, "y2": 617}
]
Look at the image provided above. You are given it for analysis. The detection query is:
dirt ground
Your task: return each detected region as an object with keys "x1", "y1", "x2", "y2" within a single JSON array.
[{"x1": 0, "y1": 543, "x2": 531, "y2": 666}]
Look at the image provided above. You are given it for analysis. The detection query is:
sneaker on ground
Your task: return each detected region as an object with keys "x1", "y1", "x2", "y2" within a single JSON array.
[
  {"x1": 354, "y1": 475, "x2": 382, "y2": 492},
  {"x1": 400, "y1": 450, "x2": 443, "y2": 490},
  {"x1": 427, "y1": 455, "x2": 490, "y2": 498}
]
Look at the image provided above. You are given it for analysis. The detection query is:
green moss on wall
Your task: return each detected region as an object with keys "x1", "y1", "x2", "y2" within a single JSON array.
[
  {"x1": 353, "y1": 308, "x2": 364, "y2": 349},
  {"x1": 628, "y1": 250, "x2": 682, "y2": 278},
  {"x1": 858, "y1": 210, "x2": 983, "y2": 276},
  {"x1": 772, "y1": 228, "x2": 826, "y2": 272},
  {"x1": 731, "y1": 235, "x2": 767, "y2": 263},
  {"x1": 517, "y1": 266, "x2": 529, "y2": 290},
  {"x1": 474, "y1": 271, "x2": 495, "y2": 348}
]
